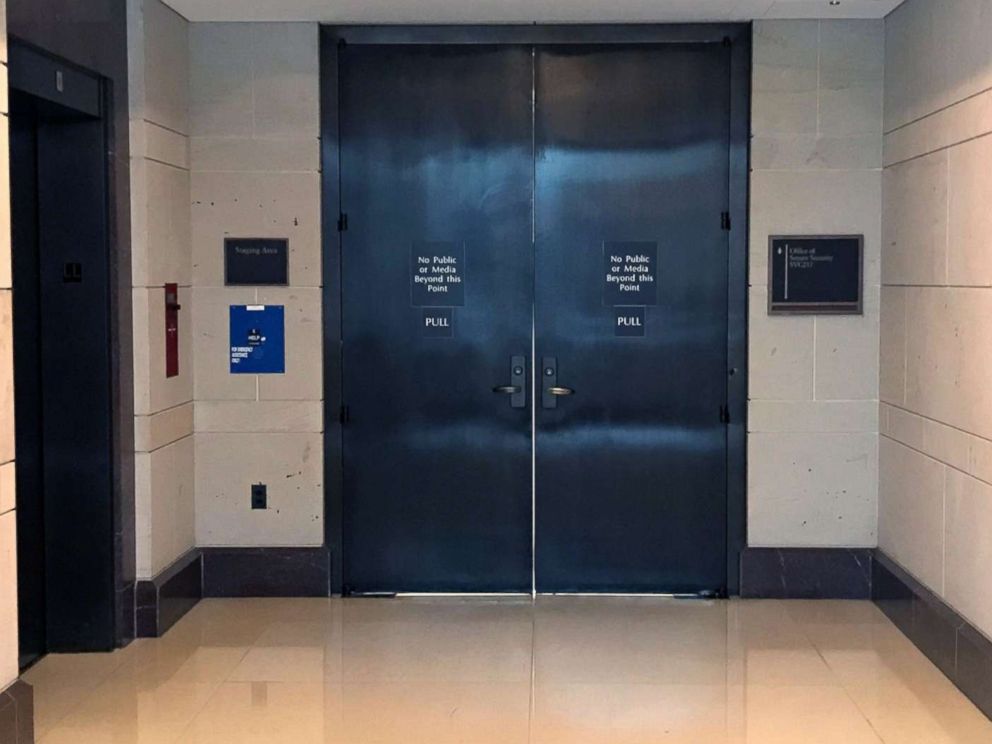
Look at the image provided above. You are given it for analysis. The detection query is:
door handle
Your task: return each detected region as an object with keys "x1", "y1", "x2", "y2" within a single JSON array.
[
  {"x1": 496, "y1": 355, "x2": 527, "y2": 409},
  {"x1": 542, "y1": 357, "x2": 574, "y2": 409}
]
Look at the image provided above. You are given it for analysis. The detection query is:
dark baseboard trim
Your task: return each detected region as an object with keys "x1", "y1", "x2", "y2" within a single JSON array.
[
  {"x1": 739, "y1": 547, "x2": 874, "y2": 599},
  {"x1": 0, "y1": 680, "x2": 34, "y2": 744},
  {"x1": 136, "y1": 549, "x2": 203, "y2": 638},
  {"x1": 116, "y1": 582, "x2": 136, "y2": 646},
  {"x1": 201, "y1": 547, "x2": 331, "y2": 597},
  {"x1": 873, "y1": 551, "x2": 992, "y2": 720}
]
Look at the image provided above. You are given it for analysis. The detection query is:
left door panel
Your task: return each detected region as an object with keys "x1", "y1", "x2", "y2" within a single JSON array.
[{"x1": 339, "y1": 45, "x2": 534, "y2": 593}]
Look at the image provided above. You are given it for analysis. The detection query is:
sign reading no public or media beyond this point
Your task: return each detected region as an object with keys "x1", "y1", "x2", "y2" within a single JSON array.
[
  {"x1": 768, "y1": 235, "x2": 863, "y2": 315},
  {"x1": 411, "y1": 242, "x2": 465, "y2": 307},
  {"x1": 603, "y1": 242, "x2": 658, "y2": 307}
]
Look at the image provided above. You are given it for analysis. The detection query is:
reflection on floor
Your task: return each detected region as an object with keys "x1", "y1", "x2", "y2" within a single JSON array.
[{"x1": 22, "y1": 597, "x2": 992, "y2": 743}]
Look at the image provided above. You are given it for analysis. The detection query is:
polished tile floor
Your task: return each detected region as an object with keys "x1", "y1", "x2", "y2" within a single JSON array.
[{"x1": 22, "y1": 597, "x2": 992, "y2": 743}]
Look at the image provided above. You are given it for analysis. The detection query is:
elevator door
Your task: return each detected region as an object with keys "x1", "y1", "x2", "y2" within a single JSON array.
[
  {"x1": 11, "y1": 105, "x2": 46, "y2": 665},
  {"x1": 340, "y1": 45, "x2": 535, "y2": 593},
  {"x1": 10, "y1": 51, "x2": 116, "y2": 657},
  {"x1": 534, "y1": 44, "x2": 731, "y2": 594}
]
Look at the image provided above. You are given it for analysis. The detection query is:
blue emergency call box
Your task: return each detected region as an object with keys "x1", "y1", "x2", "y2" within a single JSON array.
[{"x1": 229, "y1": 305, "x2": 285, "y2": 374}]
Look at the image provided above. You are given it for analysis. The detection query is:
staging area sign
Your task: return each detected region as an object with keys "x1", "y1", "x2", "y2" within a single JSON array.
[{"x1": 225, "y1": 238, "x2": 289, "y2": 286}]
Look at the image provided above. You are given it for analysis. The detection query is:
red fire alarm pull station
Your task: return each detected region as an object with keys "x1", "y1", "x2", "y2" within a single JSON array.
[{"x1": 165, "y1": 283, "x2": 180, "y2": 378}]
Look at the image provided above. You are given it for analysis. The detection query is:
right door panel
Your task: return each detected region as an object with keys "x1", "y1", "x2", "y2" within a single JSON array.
[{"x1": 534, "y1": 43, "x2": 731, "y2": 594}]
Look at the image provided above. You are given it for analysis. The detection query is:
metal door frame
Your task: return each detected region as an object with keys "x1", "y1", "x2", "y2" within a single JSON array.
[{"x1": 321, "y1": 23, "x2": 750, "y2": 596}]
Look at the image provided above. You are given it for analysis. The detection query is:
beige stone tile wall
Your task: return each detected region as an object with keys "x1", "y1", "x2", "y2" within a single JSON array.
[
  {"x1": 748, "y1": 20, "x2": 883, "y2": 548},
  {"x1": 128, "y1": 0, "x2": 195, "y2": 578},
  {"x1": 0, "y1": 0, "x2": 16, "y2": 690},
  {"x1": 0, "y1": 510, "x2": 14, "y2": 690},
  {"x1": 182, "y1": 20, "x2": 884, "y2": 553},
  {"x1": 880, "y1": 0, "x2": 992, "y2": 639},
  {"x1": 189, "y1": 23, "x2": 323, "y2": 548}
]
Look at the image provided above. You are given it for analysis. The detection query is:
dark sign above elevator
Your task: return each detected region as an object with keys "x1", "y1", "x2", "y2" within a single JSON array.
[{"x1": 768, "y1": 235, "x2": 863, "y2": 315}]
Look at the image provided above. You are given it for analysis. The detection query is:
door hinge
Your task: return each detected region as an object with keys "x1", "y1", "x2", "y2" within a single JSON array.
[
  {"x1": 339, "y1": 405, "x2": 351, "y2": 424},
  {"x1": 337, "y1": 213, "x2": 349, "y2": 232},
  {"x1": 721, "y1": 212, "x2": 731, "y2": 231},
  {"x1": 719, "y1": 404, "x2": 731, "y2": 424}
]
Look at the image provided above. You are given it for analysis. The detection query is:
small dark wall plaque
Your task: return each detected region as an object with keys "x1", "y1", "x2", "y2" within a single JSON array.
[
  {"x1": 768, "y1": 235, "x2": 863, "y2": 315},
  {"x1": 225, "y1": 238, "x2": 289, "y2": 286},
  {"x1": 604, "y1": 242, "x2": 658, "y2": 307},
  {"x1": 614, "y1": 307, "x2": 646, "y2": 337},
  {"x1": 411, "y1": 241, "x2": 465, "y2": 307},
  {"x1": 422, "y1": 308, "x2": 454, "y2": 338}
]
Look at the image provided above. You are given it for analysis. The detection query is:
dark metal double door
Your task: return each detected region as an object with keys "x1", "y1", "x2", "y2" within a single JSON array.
[{"x1": 340, "y1": 43, "x2": 731, "y2": 594}]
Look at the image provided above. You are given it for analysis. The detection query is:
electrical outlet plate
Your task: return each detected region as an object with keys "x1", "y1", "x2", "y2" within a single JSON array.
[{"x1": 251, "y1": 483, "x2": 267, "y2": 510}]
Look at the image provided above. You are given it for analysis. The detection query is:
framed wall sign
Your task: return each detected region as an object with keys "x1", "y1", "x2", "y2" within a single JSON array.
[
  {"x1": 410, "y1": 241, "x2": 465, "y2": 307},
  {"x1": 225, "y1": 238, "x2": 289, "y2": 286},
  {"x1": 603, "y1": 241, "x2": 657, "y2": 307},
  {"x1": 768, "y1": 235, "x2": 863, "y2": 315}
]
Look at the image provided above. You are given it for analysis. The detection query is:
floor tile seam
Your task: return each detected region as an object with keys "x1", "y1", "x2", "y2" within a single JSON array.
[
  {"x1": 799, "y1": 616, "x2": 889, "y2": 743},
  {"x1": 528, "y1": 600, "x2": 537, "y2": 743},
  {"x1": 169, "y1": 674, "x2": 242, "y2": 744},
  {"x1": 325, "y1": 677, "x2": 534, "y2": 686},
  {"x1": 37, "y1": 679, "x2": 223, "y2": 744},
  {"x1": 178, "y1": 640, "x2": 259, "y2": 738},
  {"x1": 49, "y1": 653, "x2": 241, "y2": 744},
  {"x1": 31, "y1": 657, "x2": 132, "y2": 739},
  {"x1": 221, "y1": 645, "x2": 255, "y2": 684}
]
